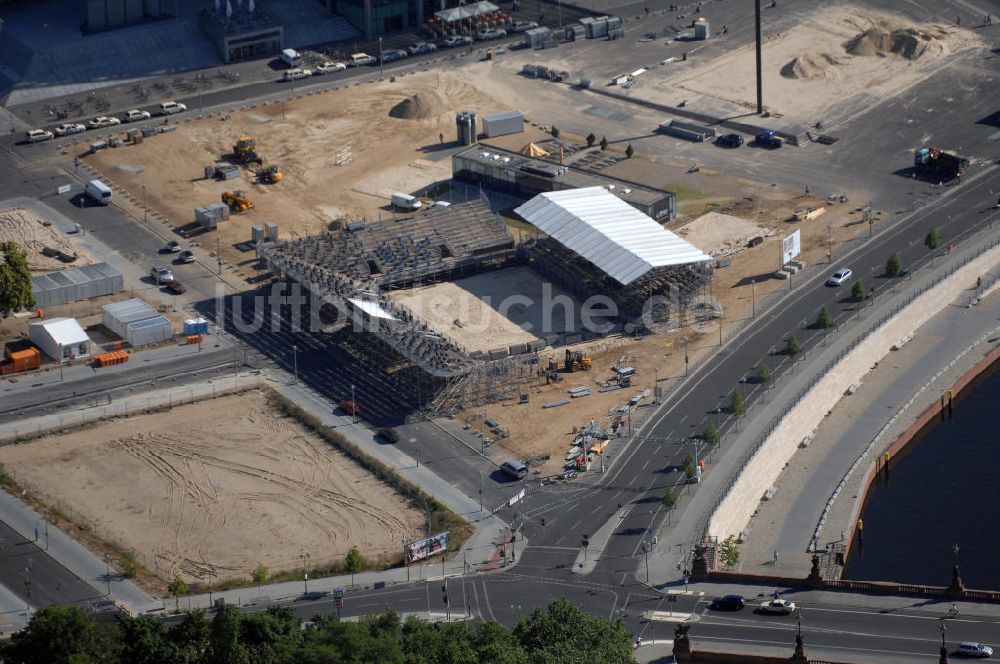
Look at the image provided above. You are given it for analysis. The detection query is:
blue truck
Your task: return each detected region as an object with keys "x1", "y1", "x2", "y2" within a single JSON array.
[{"x1": 755, "y1": 130, "x2": 783, "y2": 148}]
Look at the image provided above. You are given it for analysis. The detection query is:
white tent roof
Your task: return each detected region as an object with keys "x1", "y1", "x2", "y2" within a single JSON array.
[
  {"x1": 514, "y1": 187, "x2": 712, "y2": 285},
  {"x1": 348, "y1": 298, "x2": 398, "y2": 321},
  {"x1": 30, "y1": 317, "x2": 90, "y2": 346},
  {"x1": 435, "y1": 1, "x2": 498, "y2": 23}
]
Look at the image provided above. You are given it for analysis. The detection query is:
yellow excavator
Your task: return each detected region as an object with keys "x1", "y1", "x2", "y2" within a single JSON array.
[
  {"x1": 222, "y1": 190, "x2": 254, "y2": 213},
  {"x1": 564, "y1": 349, "x2": 592, "y2": 373},
  {"x1": 256, "y1": 164, "x2": 282, "y2": 184},
  {"x1": 233, "y1": 136, "x2": 262, "y2": 166}
]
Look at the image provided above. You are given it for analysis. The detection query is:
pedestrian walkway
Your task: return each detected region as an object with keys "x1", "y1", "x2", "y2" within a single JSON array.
[{"x1": 646, "y1": 229, "x2": 1000, "y2": 588}]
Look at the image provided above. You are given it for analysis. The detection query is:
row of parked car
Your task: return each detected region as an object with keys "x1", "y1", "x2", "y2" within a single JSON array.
[{"x1": 26, "y1": 101, "x2": 187, "y2": 143}]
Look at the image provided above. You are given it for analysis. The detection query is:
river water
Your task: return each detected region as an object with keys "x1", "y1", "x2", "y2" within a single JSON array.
[{"x1": 843, "y1": 361, "x2": 1000, "y2": 591}]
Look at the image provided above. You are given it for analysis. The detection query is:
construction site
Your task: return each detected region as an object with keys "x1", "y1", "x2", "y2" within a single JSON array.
[{"x1": 79, "y1": 61, "x2": 877, "y2": 477}]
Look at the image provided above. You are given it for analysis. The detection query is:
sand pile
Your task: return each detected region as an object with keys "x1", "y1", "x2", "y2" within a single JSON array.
[
  {"x1": 388, "y1": 91, "x2": 445, "y2": 120},
  {"x1": 781, "y1": 51, "x2": 842, "y2": 79},
  {"x1": 843, "y1": 23, "x2": 946, "y2": 60},
  {"x1": 0, "y1": 208, "x2": 89, "y2": 272},
  {"x1": 675, "y1": 212, "x2": 770, "y2": 257}
]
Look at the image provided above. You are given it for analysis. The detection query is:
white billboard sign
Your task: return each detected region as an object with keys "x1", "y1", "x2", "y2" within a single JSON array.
[{"x1": 782, "y1": 230, "x2": 801, "y2": 264}]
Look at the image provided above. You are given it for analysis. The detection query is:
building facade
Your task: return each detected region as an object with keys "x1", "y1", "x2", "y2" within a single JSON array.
[{"x1": 85, "y1": 0, "x2": 177, "y2": 31}]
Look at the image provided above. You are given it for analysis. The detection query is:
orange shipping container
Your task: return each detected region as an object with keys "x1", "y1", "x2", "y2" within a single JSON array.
[{"x1": 1, "y1": 348, "x2": 40, "y2": 375}]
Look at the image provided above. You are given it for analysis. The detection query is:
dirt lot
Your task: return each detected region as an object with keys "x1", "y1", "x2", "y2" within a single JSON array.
[
  {"x1": 649, "y1": 5, "x2": 979, "y2": 122},
  {"x1": 0, "y1": 390, "x2": 423, "y2": 585},
  {"x1": 0, "y1": 208, "x2": 91, "y2": 273},
  {"x1": 85, "y1": 71, "x2": 513, "y2": 270}
]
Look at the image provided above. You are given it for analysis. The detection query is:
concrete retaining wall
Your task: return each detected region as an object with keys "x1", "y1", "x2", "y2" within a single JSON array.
[{"x1": 708, "y1": 241, "x2": 1000, "y2": 540}]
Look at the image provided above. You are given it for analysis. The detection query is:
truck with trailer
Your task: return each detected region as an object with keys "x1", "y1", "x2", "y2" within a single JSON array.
[{"x1": 913, "y1": 147, "x2": 968, "y2": 181}]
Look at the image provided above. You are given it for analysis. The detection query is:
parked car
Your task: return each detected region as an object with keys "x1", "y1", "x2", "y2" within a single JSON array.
[
  {"x1": 558, "y1": 469, "x2": 579, "y2": 481},
  {"x1": 443, "y1": 35, "x2": 473, "y2": 47},
  {"x1": 510, "y1": 20, "x2": 538, "y2": 32},
  {"x1": 376, "y1": 428, "x2": 400, "y2": 444},
  {"x1": 957, "y1": 642, "x2": 993, "y2": 658},
  {"x1": 26, "y1": 129, "x2": 54, "y2": 143},
  {"x1": 342, "y1": 399, "x2": 361, "y2": 415},
  {"x1": 313, "y1": 61, "x2": 347, "y2": 74},
  {"x1": 88, "y1": 116, "x2": 121, "y2": 128},
  {"x1": 159, "y1": 101, "x2": 187, "y2": 115},
  {"x1": 166, "y1": 280, "x2": 187, "y2": 294},
  {"x1": 348, "y1": 53, "x2": 377, "y2": 66},
  {"x1": 54, "y1": 123, "x2": 86, "y2": 136},
  {"x1": 758, "y1": 599, "x2": 796, "y2": 615},
  {"x1": 476, "y1": 28, "x2": 507, "y2": 40},
  {"x1": 715, "y1": 133, "x2": 744, "y2": 148},
  {"x1": 151, "y1": 266, "x2": 175, "y2": 283},
  {"x1": 282, "y1": 68, "x2": 311, "y2": 81},
  {"x1": 124, "y1": 109, "x2": 151, "y2": 122},
  {"x1": 379, "y1": 49, "x2": 407, "y2": 63},
  {"x1": 161, "y1": 240, "x2": 182, "y2": 254},
  {"x1": 710, "y1": 595, "x2": 747, "y2": 611},
  {"x1": 177, "y1": 250, "x2": 195, "y2": 264},
  {"x1": 826, "y1": 267, "x2": 853, "y2": 287},
  {"x1": 407, "y1": 42, "x2": 437, "y2": 55}
]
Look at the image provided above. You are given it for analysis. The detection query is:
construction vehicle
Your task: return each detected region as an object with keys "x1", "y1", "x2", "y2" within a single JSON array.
[
  {"x1": 232, "y1": 136, "x2": 262, "y2": 167},
  {"x1": 914, "y1": 146, "x2": 968, "y2": 181},
  {"x1": 256, "y1": 164, "x2": 282, "y2": 184},
  {"x1": 564, "y1": 349, "x2": 592, "y2": 373},
  {"x1": 221, "y1": 190, "x2": 254, "y2": 213}
]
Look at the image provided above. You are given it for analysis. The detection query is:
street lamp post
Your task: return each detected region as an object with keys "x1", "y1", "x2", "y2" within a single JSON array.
[
  {"x1": 104, "y1": 553, "x2": 112, "y2": 596},
  {"x1": 350, "y1": 384, "x2": 356, "y2": 423},
  {"x1": 142, "y1": 184, "x2": 147, "y2": 223},
  {"x1": 378, "y1": 37, "x2": 384, "y2": 78},
  {"x1": 300, "y1": 552, "x2": 310, "y2": 594},
  {"x1": 683, "y1": 336, "x2": 689, "y2": 376},
  {"x1": 642, "y1": 541, "x2": 650, "y2": 583},
  {"x1": 291, "y1": 344, "x2": 298, "y2": 383},
  {"x1": 751, "y1": 278, "x2": 756, "y2": 318}
]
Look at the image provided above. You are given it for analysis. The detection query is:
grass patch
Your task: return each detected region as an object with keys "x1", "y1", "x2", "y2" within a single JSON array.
[{"x1": 266, "y1": 391, "x2": 473, "y2": 568}]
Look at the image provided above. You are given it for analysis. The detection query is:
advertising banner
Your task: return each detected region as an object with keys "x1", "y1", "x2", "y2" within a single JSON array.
[
  {"x1": 782, "y1": 230, "x2": 801, "y2": 264},
  {"x1": 405, "y1": 531, "x2": 449, "y2": 563}
]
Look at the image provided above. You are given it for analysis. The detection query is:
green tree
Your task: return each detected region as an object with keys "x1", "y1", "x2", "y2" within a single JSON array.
[
  {"x1": 682, "y1": 452, "x2": 697, "y2": 479},
  {"x1": 703, "y1": 422, "x2": 720, "y2": 446},
  {"x1": 785, "y1": 335, "x2": 801, "y2": 357},
  {"x1": 815, "y1": 306, "x2": 833, "y2": 329},
  {"x1": 661, "y1": 488, "x2": 678, "y2": 510},
  {"x1": 166, "y1": 610, "x2": 210, "y2": 661},
  {"x1": 730, "y1": 389, "x2": 745, "y2": 417},
  {"x1": 625, "y1": 143, "x2": 634, "y2": 159},
  {"x1": 718, "y1": 535, "x2": 740, "y2": 568},
  {"x1": 0, "y1": 242, "x2": 35, "y2": 319},
  {"x1": 925, "y1": 228, "x2": 940, "y2": 250},
  {"x1": 851, "y1": 280, "x2": 867, "y2": 302},
  {"x1": 886, "y1": 253, "x2": 902, "y2": 277},
  {"x1": 473, "y1": 621, "x2": 527, "y2": 664},
  {"x1": 0, "y1": 606, "x2": 116, "y2": 664},
  {"x1": 550, "y1": 126, "x2": 560, "y2": 139},
  {"x1": 756, "y1": 363, "x2": 772, "y2": 385},
  {"x1": 250, "y1": 564, "x2": 267, "y2": 598},
  {"x1": 599, "y1": 136, "x2": 609, "y2": 151},
  {"x1": 167, "y1": 575, "x2": 186, "y2": 597},
  {"x1": 345, "y1": 545, "x2": 364, "y2": 589},
  {"x1": 118, "y1": 550, "x2": 137, "y2": 579},
  {"x1": 585, "y1": 133, "x2": 596, "y2": 147},
  {"x1": 118, "y1": 616, "x2": 175, "y2": 664},
  {"x1": 207, "y1": 605, "x2": 249, "y2": 664},
  {"x1": 512, "y1": 598, "x2": 633, "y2": 663}
]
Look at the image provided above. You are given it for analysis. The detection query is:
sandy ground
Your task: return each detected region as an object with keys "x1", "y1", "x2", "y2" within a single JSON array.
[
  {"x1": 653, "y1": 5, "x2": 979, "y2": 122},
  {"x1": 388, "y1": 266, "x2": 586, "y2": 353},
  {"x1": 0, "y1": 390, "x2": 423, "y2": 584},
  {"x1": 85, "y1": 71, "x2": 513, "y2": 270},
  {"x1": 0, "y1": 208, "x2": 91, "y2": 273},
  {"x1": 676, "y1": 212, "x2": 771, "y2": 257}
]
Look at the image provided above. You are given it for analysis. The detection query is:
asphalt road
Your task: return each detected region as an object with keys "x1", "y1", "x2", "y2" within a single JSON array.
[{"x1": 3, "y1": 0, "x2": 1000, "y2": 657}]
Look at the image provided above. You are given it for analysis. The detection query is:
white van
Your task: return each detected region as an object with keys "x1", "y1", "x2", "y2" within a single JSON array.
[
  {"x1": 280, "y1": 48, "x2": 301, "y2": 67},
  {"x1": 282, "y1": 68, "x2": 311, "y2": 81},
  {"x1": 391, "y1": 192, "x2": 422, "y2": 211},
  {"x1": 349, "y1": 53, "x2": 376, "y2": 66},
  {"x1": 85, "y1": 180, "x2": 112, "y2": 205}
]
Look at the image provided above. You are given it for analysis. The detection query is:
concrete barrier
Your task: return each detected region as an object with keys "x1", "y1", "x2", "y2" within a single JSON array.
[{"x1": 708, "y1": 239, "x2": 1000, "y2": 540}]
